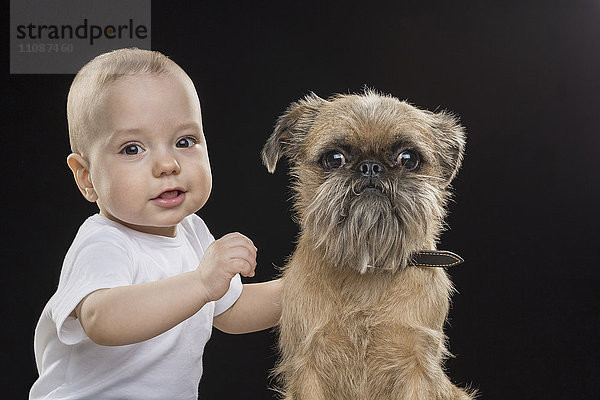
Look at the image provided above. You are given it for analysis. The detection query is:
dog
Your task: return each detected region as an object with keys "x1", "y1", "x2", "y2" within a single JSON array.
[{"x1": 262, "y1": 90, "x2": 474, "y2": 399}]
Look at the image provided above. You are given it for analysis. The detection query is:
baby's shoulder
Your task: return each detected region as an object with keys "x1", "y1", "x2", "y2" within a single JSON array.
[
  {"x1": 71, "y1": 214, "x2": 135, "y2": 251},
  {"x1": 178, "y1": 213, "x2": 213, "y2": 245}
]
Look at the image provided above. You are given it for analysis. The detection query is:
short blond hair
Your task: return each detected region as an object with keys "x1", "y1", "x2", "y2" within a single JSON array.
[{"x1": 67, "y1": 48, "x2": 184, "y2": 156}]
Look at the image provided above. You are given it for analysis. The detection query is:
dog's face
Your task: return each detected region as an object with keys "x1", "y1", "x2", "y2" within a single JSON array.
[{"x1": 263, "y1": 91, "x2": 465, "y2": 273}]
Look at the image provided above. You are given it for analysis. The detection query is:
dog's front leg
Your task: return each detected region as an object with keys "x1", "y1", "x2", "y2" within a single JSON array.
[
  {"x1": 368, "y1": 324, "x2": 473, "y2": 400},
  {"x1": 276, "y1": 329, "x2": 330, "y2": 400},
  {"x1": 283, "y1": 365, "x2": 327, "y2": 400},
  {"x1": 276, "y1": 277, "x2": 330, "y2": 399}
]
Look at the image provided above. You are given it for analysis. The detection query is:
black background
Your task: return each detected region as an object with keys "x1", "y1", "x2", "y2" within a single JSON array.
[{"x1": 6, "y1": 1, "x2": 599, "y2": 399}]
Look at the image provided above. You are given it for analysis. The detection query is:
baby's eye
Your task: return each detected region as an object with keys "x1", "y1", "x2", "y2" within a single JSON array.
[
  {"x1": 120, "y1": 144, "x2": 144, "y2": 155},
  {"x1": 176, "y1": 137, "x2": 197, "y2": 148}
]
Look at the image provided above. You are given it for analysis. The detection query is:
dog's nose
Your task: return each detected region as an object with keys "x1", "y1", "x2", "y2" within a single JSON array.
[{"x1": 358, "y1": 161, "x2": 385, "y2": 177}]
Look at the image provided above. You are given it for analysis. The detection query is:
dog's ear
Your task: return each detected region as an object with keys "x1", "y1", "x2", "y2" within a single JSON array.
[
  {"x1": 262, "y1": 93, "x2": 326, "y2": 173},
  {"x1": 431, "y1": 111, "x2": 466, "y2": 186}
]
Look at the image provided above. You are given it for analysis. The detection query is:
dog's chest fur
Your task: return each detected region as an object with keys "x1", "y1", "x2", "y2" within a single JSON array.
[{"x1": 276, "y1": 238, "x2": 454, "y2": 398}]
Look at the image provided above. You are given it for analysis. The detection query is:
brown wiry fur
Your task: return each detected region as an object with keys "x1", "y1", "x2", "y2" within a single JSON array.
[{"x1": 263, "y1": 90, "x2": 474, "y2": 399}]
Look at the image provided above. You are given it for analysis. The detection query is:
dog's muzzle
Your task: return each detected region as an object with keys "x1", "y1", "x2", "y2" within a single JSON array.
[{"x1": 355, "y1": 161, "x2": 386, "y2": 193}]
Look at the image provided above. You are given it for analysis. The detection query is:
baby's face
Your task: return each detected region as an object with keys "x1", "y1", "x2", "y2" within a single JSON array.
[{"x1": 86, "y1": 72, "x2": 212, "y2": 236}]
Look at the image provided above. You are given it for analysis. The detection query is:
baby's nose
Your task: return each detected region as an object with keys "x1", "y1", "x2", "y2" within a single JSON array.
[{"x1": 153, "y1": 153, "x2": 181, "y2": 177}]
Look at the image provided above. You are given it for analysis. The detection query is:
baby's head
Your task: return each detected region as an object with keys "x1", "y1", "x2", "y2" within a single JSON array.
[{"x1": 67, "y1": 48, "x2": 212, "y2": 237}]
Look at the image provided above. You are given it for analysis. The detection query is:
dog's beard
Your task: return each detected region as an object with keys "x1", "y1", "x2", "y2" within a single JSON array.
[{"x1": 300, "y1": 173, "x2": 448, "y2": 273}]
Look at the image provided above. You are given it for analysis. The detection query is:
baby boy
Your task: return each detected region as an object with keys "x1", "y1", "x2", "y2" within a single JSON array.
[{"x1": 30, "y1": 48, "x2": 281, "y2": 400}]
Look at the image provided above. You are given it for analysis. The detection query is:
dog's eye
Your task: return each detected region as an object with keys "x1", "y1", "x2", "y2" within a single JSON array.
[
  {"x1": 321, "y1": 151, "x2": 346, "y2": 170},
  {"x1": 397, "y1": 150, "x2": 420, "y2": 171}
]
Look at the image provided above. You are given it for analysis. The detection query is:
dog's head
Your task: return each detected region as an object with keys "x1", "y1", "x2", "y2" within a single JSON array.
[{"x1": 262, "y1": 90, "x2": 465, "y2": 273}]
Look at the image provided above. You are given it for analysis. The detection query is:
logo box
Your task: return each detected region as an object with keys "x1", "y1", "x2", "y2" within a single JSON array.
[{"x1": 10, "y1": 0, "x2": 151, "y2": 74}]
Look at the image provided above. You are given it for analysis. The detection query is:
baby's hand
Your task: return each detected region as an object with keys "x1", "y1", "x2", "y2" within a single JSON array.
[{"x1": 196, "y1": 232, "x2": 257, "y2": 303}]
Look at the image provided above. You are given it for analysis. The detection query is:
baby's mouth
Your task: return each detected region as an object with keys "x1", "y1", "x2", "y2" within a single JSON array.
[
  {"x1": 156, "y1": 190, "x2": 182, "y2": 199},
  {"x1": 151, "y1": 188, "x2": 187, "y2": 207},
  {"x1": 153, "y1": 189, "x2": 185, "y2": 200}
]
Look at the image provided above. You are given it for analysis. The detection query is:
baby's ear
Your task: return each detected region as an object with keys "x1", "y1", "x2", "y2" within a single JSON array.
[
  {"x1": 261, "y1": 93, "x2": 325, "y2": 173},
  {"x1": 67, "y1": 153, "x2": 98, "y2": 202},
  {"x1": 430, "y1": 111, "x2": 466, "y2": 186}
]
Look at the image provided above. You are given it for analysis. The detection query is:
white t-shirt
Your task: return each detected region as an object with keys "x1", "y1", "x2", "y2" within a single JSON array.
[{"x1": 30, "y1": 214, "x2": 242, "y2": 400}]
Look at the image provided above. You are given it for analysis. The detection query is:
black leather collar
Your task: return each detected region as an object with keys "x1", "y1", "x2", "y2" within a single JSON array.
[{"x1": 410, "y1": 250, "x2": 463, "y2": 268}]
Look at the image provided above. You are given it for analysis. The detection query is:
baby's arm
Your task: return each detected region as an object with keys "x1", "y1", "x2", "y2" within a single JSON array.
[
  {"x1": 213, "y1": 279, "x2": 282, "y2": 334},
  {"x1": 74, "y1": 232, "x2": 257, "y2": 346}
]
